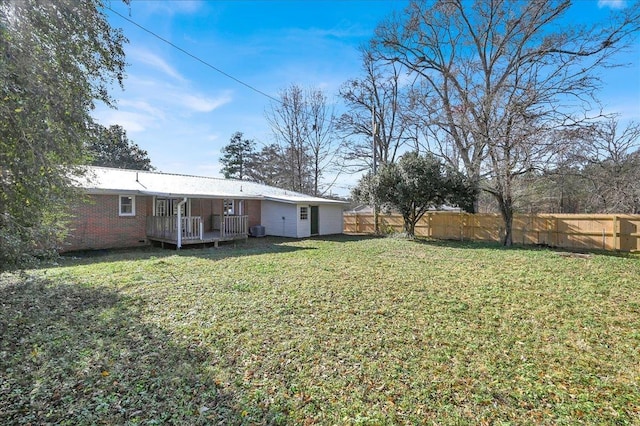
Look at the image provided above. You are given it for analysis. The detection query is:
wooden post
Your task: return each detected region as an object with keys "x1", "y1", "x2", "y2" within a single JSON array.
[
  {"x1": 372, "y1": 100, "x2": 379, "y2": 235},
  {"x1": 612, "y1": 215, "x2": 618, "y2": 251}
]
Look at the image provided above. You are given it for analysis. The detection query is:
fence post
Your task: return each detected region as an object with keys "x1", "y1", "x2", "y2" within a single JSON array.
[
  {"x1": 612, "y1": 215, "x2": 618, "y2": 251},
  {"x1": 343, "y1": 212, "x2": 637, "y2": 252}
]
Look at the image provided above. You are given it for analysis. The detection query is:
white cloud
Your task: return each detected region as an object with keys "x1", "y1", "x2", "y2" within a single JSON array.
[
  {"x1": 93, "y1": 109, "x2": 155, "y2": 133},
  {"x1": 180, "y1": 92, "x2": 233, "y2": 113},
  {"x1": 597, "y1": 0, "x2": 627, "y2": 9},
  {"x1": 110, "y1": 70, "x2": 232, "y2": 129},
  {"x1": 118, "y1": 99, "x2": 165, "y2": 119},
  {"x1": 129, "y1": 48, "x2": 185, "y2": 82}
]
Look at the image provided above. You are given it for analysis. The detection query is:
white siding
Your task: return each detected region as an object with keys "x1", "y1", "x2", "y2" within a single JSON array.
[
  {"x1": 261, "y1": 201, "x2": 298, "y2": 237},
  {"x1": 261, "y1": 200, "x2": 344, "y2": 238},
  {"x1": 318, "y1": 204, "x2": 344, "y2": 235}
]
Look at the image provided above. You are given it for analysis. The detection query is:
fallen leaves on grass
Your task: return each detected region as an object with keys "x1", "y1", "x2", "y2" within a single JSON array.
[{"x1": 2, "y1": 236, "x2": 639, "y2": 424}]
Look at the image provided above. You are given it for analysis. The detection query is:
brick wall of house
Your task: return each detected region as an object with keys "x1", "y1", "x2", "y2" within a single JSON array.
[
  {"x1": 63, "y1": 195, "x2": 265, "y2": 252},
  {"x1": 63, "y1": 194, "x2": 150, "y2": 252}
]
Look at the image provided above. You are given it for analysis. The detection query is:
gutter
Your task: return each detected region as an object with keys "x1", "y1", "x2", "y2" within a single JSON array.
[{"x1": 176, "y1": 197, "x2": 187, "y2": 249}]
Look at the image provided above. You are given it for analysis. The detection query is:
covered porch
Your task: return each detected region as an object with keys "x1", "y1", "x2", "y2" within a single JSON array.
[{"x1": 146, "y1": 214, "x2": 248, "y2": 248}]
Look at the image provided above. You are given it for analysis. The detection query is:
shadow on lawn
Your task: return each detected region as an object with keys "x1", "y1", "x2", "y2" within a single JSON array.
[
  {"x1": 57, "y1": 233, "x2": 633, "y2": 269},
  {"x1": 0, "y1": 274, "x2": 245, "y2": 424},
  {"x1": 58, "y1": 235, "x2": 323, "y2": 268},
  {"x1": 55, "y1": 234, "x2": 383, "y2": 269}
]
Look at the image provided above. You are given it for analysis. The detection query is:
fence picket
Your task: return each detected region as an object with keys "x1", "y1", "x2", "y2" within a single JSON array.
[{"x1": 344, "y1": 212, "x2": 640, "y2": 252}]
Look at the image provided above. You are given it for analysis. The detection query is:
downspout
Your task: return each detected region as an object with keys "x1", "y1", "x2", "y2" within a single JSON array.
[{"x1": 176, "y1": 197, "x2": 187, "y2": 249}]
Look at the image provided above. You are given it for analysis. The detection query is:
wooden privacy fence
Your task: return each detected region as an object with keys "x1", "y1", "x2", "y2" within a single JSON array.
[{"x1": 344, "y1": 212, "x2": 640, "y2": 252}]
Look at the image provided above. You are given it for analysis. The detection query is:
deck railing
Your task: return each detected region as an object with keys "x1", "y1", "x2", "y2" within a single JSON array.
[
  {"x1": 212, "y1": 214, "x2": 248, "y2": 237},
  {"x1": 223, "y1": 215, "x2": 248, "y2": 237},
  {"x1": 146, "y1": 216, "x2": 203, "y2": 241}
]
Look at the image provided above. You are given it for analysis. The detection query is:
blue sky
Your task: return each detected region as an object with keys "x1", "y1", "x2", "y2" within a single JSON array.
[{"x1": 95, "y1": 0, "x2": 640, "y2": 196}]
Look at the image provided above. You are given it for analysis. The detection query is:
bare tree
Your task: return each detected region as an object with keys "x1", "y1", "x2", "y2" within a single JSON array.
[
  {"x1": 265, "y1": 84, "x2": 340, "y2": 196},
  {"x1": 405, "y1": 81, "x2": 484, "y2": 200},
  {"x1": 577, "y1": 118, "x2": 640, "y2": 213},
  {"x1": 338, "y1": 48, "x2": 411, "y2": 172},
  {"x1": 374, "y1": 0, "x2": 640, "y2": 245},
  {"x1": 266, "y1": 85, "x2": 310, "y2": 193},
  {"x1": 305, "y1": 89, "x2": 343, "y2": 196},
  {"x1": 507, "y1": 118, "x2": 640, "y2": 214}
]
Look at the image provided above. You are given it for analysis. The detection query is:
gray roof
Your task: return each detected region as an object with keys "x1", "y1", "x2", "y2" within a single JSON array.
[{"x1": 73, "y1": 166, "x2": 347, "y2": 205}]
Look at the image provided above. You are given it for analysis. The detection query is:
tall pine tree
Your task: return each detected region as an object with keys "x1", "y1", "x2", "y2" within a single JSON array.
[
  {"x1": 220, "y1": 132, "x2": 255, "y2": 180},
  {"x1": 88, "y1": 124, "x2": 154, "y2": 171}
]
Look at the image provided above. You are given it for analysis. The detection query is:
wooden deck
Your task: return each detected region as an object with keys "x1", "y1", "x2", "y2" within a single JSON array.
[
  {"x1": 146, "y1": 215, "x2": 249, "y2": 249},
  {"x1": 147, "y1": 231, "x2": 247, "y2": 248}
]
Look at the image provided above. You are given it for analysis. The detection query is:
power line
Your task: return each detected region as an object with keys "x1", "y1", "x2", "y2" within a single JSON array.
[{"x1": 106, "y1": 5, "x2": 281, "y2": 104}]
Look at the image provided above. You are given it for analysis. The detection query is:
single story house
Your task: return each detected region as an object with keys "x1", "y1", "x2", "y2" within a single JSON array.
[{"x1": 64, "y1": 166, "x2": 347, "y2": 252}]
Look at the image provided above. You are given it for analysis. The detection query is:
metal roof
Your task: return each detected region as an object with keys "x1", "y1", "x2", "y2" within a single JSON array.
[{"x1": 73, "y1": 166, "x2": 347, "y2": 205}]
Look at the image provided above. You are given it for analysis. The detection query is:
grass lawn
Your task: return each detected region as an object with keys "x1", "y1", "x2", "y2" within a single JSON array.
[{"x1": 1, "y1": 235, "x2": 639, "y2": 425}]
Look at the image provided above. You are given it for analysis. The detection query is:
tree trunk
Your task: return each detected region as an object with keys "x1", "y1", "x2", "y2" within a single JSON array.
[
  {"x1": 497, "y1": 194, "x2": 514, "y2": 246},
  {"x1": 403, "y1": 214, "x2": 416, "y2": 239},
  {"x1": 502, "y1": 209, "x2": 513, "y2": 246},
  {"x1": 468, "y1": 171, "x2": 481, "y2": 214},
  {"x1": 373, "y1": 203, "x2": 379, "y2": 234}
]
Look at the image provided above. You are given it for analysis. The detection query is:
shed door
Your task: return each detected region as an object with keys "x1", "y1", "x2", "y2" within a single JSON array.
[{"x1": 310, "y1": 206, "x2": 319, "y2": 235}]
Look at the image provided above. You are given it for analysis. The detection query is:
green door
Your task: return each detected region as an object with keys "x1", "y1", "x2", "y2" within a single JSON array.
[{"x1": 310, "y1": 206, "x2": 319, "y2": 235}]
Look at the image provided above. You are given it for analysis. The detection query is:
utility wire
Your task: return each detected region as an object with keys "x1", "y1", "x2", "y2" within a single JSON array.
[{"x1": 106, "y1": 5, "x2": 281, "y2": 104}]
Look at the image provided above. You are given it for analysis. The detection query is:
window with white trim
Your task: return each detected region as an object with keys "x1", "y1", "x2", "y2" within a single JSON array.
[
  {"x1": 119, "y1": 195, "x2": 135, "y2": 216},
  {"x1": 300, "y1": 206, "x2": 308, "y2": 220},
  {"x1": 155, "y1": 198, "x2": 168, "y2": 216},
  {"x1": 224, "y1": 199, "x2": 234, "y2": 215},
  {"x1": 154, "y1": 198, "x2": 188, "y2": 216}
]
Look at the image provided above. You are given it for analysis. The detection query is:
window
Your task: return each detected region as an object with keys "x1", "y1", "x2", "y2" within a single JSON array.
[
  {"x1": 119, "y1": 195, "x2": 135, "y2": 216},
  {"x1": 155, "y1": 198, "x2": 188, "y2": 216},
  {"x1": 224, "y1": 199, "x2": 234, "y2": 215},
  {"x1": 300, "y1": 206, "x2": 308, "y2": 220},
  {"x1": 155, "y1": 198, "x2": 168, "y2": 216}
]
